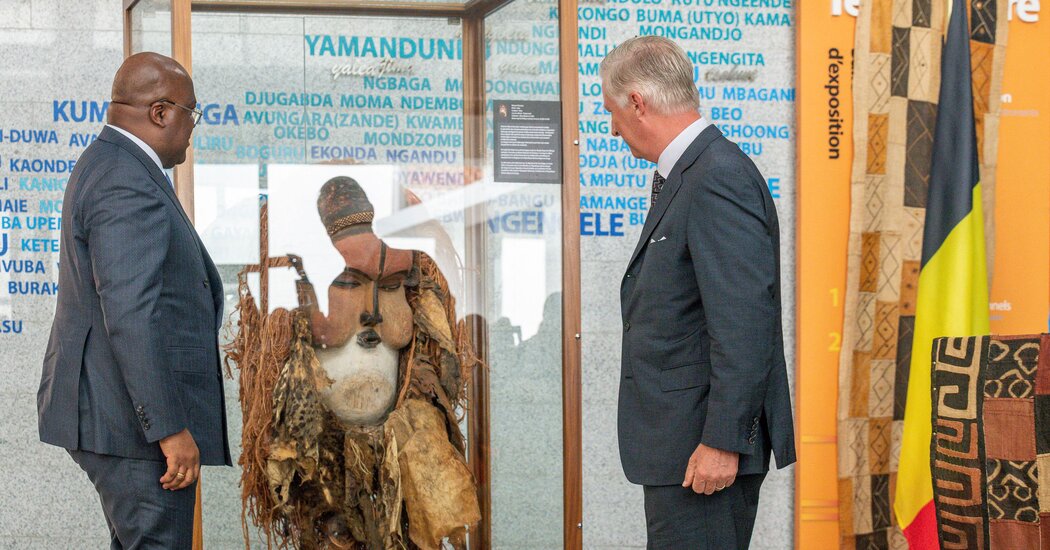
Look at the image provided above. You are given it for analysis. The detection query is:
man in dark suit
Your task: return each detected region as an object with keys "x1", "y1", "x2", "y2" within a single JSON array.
[
  {"x1": 38, "y1": 52, "x2": 230, "y2": 549},
  {"x1": 602, "y1": 36, "x2": 796, "y2": 548}
]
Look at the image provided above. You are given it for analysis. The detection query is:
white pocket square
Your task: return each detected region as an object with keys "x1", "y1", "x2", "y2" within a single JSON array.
[{"x1": 649, "y1": 235, "x2": 668, "y2": 244}]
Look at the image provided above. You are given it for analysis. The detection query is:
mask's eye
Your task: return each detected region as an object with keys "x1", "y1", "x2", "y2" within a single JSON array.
[
  {"x1": 333, "y1": 269, "x2": 363, "y2": 289},
  {"x1": 379, "y1": 275, "x2": 404, "y2": 292}
]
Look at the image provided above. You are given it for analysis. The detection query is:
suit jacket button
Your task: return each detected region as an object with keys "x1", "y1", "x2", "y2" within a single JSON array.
[
  {"x1": 623, "y1": 322, "x2": 631, "y2": 331},
  {"x1": 626, "y1": 274, "x2": 633, "y2": 279},
  {"x1": 203, "y1": 280, "x2": 209, "y2": 288}
]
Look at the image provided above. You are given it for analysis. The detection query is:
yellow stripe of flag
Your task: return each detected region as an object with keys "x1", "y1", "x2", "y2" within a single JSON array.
[{"x1": 895, "y1": 183, "x2": 989, "y2": 537}]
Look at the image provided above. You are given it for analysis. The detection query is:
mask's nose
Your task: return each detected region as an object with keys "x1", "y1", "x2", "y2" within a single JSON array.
[{"x1": 360, "y1": 310, "x2": 383, "y2": 327}]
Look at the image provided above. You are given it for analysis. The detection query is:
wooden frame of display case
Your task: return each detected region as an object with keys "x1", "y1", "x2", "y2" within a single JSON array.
[{"x1": 122, "y1": 0, "x2": 582, "y2": 548}]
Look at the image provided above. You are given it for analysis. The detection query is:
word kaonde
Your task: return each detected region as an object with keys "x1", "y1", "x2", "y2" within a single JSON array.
[{"x1": 8, "y1": 158, "x2": 76, "y2": 174}]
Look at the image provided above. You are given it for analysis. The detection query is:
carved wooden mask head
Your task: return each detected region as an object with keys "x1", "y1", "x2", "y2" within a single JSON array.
[{"x1": 329, "y1": 232, "x2": 415, "y2": 352}]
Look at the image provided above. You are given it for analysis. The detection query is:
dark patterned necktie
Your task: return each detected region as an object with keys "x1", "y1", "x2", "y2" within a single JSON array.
[{"x1": 650, "y1": 170, "x2": 666, "y2": 207}]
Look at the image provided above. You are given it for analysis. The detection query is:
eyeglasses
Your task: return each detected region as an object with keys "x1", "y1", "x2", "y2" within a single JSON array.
[{"x1": 157, "y1": 99, "x2": 203, "y2": 126}]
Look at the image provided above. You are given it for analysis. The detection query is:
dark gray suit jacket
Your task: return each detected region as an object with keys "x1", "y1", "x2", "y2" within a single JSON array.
[
  {"x1": 618, "y1": 125, "x2": 796, "y2": 486},
  {"x1": 38, "y1": 126, "x2": 231, "y2": 466}
]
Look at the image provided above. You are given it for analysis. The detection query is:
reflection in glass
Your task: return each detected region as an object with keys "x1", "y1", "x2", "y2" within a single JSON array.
[
  {"x1": 129, "y1": 0, "x2": 172, "y2": 56},
  {"x1": 482, "y1": 0, "x2": 564, "y2": 547}
]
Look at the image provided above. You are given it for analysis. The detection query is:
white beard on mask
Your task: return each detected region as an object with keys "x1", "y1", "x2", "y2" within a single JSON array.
[{"x1": 314, "y1": 332, "x2": 400, "y2": 426}]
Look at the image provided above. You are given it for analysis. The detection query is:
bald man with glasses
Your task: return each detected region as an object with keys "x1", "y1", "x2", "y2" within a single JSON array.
[
  {"x1": 38, "y1": 52, "x2": 229, "y2": 549},
  {"x1": 156, "y1": 98, "x2": 204, "y2": 126}
]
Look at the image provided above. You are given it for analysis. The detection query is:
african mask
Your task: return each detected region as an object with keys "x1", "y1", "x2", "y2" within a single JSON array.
[
  {"x1": 293, "y1": 178, "x2": 417, "y2": 426},
  {"x1": 231, "y1": 176, "x2": 480, "y2": 550}
]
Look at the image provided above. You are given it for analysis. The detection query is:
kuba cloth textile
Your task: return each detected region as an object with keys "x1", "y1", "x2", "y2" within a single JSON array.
[
  {"x1": 838, "y1": 1, "x2": 1007, "y2": 548},
  {"x1": 931, "y1": 335, "x2": 1050, "y2": 549}
]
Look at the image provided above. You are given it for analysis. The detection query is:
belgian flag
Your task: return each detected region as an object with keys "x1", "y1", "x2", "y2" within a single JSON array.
[{"x1": 893, "y1": 1, "x2": 991, "y2": 547}]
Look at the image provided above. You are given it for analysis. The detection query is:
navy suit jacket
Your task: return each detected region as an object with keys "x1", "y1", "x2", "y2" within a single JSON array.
[
  {"x1": 618, "y1": 125, "x2": 796, "y2": 486},
  {"x1": 38, "y1": 126, "x2": 231, "y2": 466}
]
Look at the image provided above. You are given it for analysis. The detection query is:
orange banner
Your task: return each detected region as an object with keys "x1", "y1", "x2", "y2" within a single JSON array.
[
  {"x1": 796, "y1": 2, "x2": 857, "y2": 548},
  {"x1": 797, "y1": 3, "x2": 1049, "y2": 549},
  {"x1": 988, "y1": 13, "x2": 1050, "y2": 337}
]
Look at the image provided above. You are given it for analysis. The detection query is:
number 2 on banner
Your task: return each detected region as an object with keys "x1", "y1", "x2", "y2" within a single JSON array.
[{"x1": 828, "y1": 332, "x2": 841, "y2": 352}]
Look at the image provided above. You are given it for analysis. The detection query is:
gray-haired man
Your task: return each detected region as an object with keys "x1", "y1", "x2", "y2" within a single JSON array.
[{"x1": 604, "y1": 36, "x2": 796, "y2": 548}]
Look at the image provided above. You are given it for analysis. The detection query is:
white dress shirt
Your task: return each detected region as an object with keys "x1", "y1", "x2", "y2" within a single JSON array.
[
  {"x1": 656, "y1": 116, "x2": 711, "y2": 178},
  {"x1": 105, "y1": 124, "x2": 171, "y2": 186}
]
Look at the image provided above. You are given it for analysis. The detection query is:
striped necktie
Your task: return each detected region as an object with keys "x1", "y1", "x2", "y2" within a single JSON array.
[{"x1": 650, "y1": 170, "x2": 666, "y2": 207}]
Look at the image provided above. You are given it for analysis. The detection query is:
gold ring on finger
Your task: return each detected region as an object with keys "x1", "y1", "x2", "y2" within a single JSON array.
[{"x1": 176, "y1": 472, "x2": 186, "y2": 479}]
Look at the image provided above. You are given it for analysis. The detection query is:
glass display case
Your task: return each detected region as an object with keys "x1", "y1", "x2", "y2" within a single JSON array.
[{"x1": 125, "y1": 1, "x2": 580, "y2": 547}]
